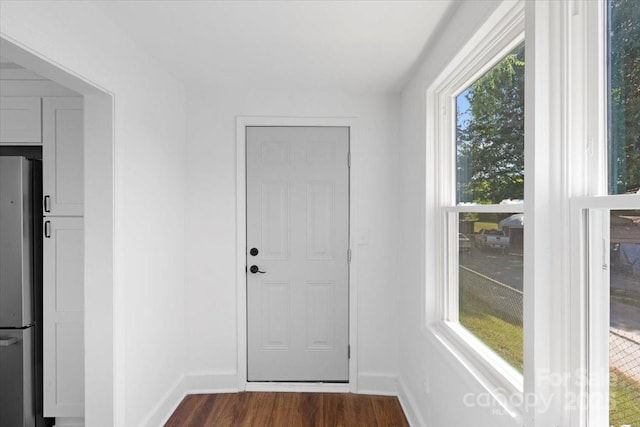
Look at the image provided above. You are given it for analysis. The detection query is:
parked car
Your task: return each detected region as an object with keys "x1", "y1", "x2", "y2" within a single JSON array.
[
  {"x1": 459, "y1": 233, "x2": 472, "y2": 252},
  {"x1": 475, "y1": 228, "x2": 510, "y2": 251}
]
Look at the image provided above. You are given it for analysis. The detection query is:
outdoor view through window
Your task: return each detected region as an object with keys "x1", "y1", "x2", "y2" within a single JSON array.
[
  {"x1": 608, "y1": 0, "x2": 640, "y2": 425},
  {"x1": 609, "y1": 0, "x2": 640, "y2": 196},
  {"x1": 454, "y1": 43, "x2": 525, "y2": 372}
]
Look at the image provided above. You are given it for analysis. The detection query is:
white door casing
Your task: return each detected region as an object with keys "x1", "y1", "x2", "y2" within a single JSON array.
[{"x1": 246, "y1": 126, "x2": 350, "y2": 382}]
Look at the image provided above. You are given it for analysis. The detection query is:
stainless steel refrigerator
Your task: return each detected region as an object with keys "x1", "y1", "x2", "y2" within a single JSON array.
[{"x1": 0, "y1": 155, "x2": 45, "y2": 427}]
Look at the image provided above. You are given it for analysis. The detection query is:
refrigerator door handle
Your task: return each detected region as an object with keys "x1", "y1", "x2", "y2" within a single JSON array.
[{"x1": 0, "y1": 337, "x2": 18, "y2": 346}]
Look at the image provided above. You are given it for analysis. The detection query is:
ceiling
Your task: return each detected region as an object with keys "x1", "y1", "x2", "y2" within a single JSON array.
[{"x1": 94, "y1": 0, "x2": 455, "y2": 94}]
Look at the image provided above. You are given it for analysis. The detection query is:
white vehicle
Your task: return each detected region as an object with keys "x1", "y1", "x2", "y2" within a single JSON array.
[
  {"x1": 475, "y1": 228, "x2": 510, "y2": 251},
  {"x1": 459, "y1": 233, "x2": 472, "y2": 252}
]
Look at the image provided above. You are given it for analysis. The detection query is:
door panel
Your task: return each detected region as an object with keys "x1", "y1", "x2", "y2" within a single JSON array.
[
  {"x1": 247, "y1": 126, "x2": 349, "y2": 382},
  {"x1": 261, "y1": 182, "x2": 290, "y2": 260}
]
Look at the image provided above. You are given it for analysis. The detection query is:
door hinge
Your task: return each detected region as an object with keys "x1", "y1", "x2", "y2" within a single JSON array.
[
  {"x1": 348, "y1": 345, "x2": 351, "y2": 359},
  {"x1": 347, "y1": 249, "x2": 352, "y2": 264},
  {"x1": 348, "y1": 152, "x2": 351, "y2": 168}
]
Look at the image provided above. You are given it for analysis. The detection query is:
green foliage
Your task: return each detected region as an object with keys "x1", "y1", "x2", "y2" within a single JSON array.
[
  {"x1": 610, "y1": 0, "x2": 640, "y2": 194},
  {"x1": 456, "y1": 44, "x2": 525, "y2": 204}
]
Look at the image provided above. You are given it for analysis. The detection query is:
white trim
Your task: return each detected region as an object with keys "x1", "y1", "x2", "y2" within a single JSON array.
[
  {"x1": 396, "y1": 376, "x2": 427, "y2": 427},
  {"x1": 141, "y1": 372, "x2": 243, "y2": 427},
  {"x1": 569, "y1": 195, "x2": 640, "y2": 427},
  {"x1": 141, "y1": 376, "x2": 186, "y2": 427},
  {"x1": 53, "y1": 418, "x2": 85, "y2": 427},
  {"x1": 184, "y1": 372, "x2": 239, "y2": 393},
  {"x1": 235, "y1": 116, "x2": 359, "y2": 393},
  {"x1": 356, "y1": 373, "x2": 398, "y2": 396},
  {"x1": 426, "y1": 325, "x2": 523, "y2": 423},
  {"x1": 426, "y1": 0, "x2": 526, "y2": 413},
  {"x1": 572, "y1": 194, "x2": 640, "y2": 209},
  {"x1": 245, "y1": 382, "x2": 350, "y2": 393},
  {"x1": 444, "y1": 204, "x2": 524, "y2": 214},
  {"x1": 0, "y1": 36, "x2": 118, "y2": 427}
]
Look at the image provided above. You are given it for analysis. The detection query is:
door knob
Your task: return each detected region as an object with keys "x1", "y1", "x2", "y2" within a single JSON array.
[
  {"x1": 250, "y1": 248, "x2": 259, "y2": 256},
  {"x1": 249, "y1": 265, "x2": 266, "y2": 274}
]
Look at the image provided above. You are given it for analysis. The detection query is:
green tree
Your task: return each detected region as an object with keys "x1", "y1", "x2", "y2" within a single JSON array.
[
  {"x1": 610, "y1": 0, "x2": 640, "y2": 194},
  {"x1": 456, "y1": 44, "x2": 525, "y2": 205}
]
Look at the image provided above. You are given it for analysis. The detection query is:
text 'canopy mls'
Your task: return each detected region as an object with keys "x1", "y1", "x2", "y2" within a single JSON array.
[{"x1": 456, "y1": 44, "x2": 525, "y2": 205}]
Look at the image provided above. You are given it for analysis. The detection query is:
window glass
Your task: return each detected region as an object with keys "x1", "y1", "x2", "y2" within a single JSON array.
[
  {"x1": 451, "y1": 43, "x2": 525, "y2": 373},
  {"x1": 458, "y1": 212, "x2": 523, "y2": 372},
  {"x1": 608, "y1": 0, "x2": 640, "y2": 195},
  {"x1": 456, "y1": 44, "x2": 525, "y2": 205},
  {"x1": 609, "y1": 209, "x2": 640, "y2": 425}
]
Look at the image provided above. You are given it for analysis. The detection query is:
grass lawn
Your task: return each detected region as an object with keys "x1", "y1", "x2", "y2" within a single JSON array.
[
  {"x1": 459, "y1": 295, "x2": 523, "y2": 372},
  {"x1": 459, "y1": 294, "x2": 640, "y2": 423},
  {"x1": 610, "y1": 367, "x2": 640, "y2": 426},
  {"x1": 611, "y1": 287, "x2": 640, "y2": 310}
]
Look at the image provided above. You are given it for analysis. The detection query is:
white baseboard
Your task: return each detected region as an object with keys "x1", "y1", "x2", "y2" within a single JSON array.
[
  {"x1": 245, "y1": 382, "x2": 350, "y2": 393},
  {"x1": 356, "y1": 373, "x2": 398, "y2": 396},
  {"x1": 396, "y1": 376, "x2": 427, "y2": 427},
  {"x1": 141, "y1": 375, "x2": 187, "y2": 427},
  {"x1": 142, "y1": 372, "x2": 240, "y2": 427},
  {"x1": 185, "y1": 371, "x2": 239, "y2": 394},
  {"x1": 53, "y1": 418, "x2": 84, "y2": 427}
]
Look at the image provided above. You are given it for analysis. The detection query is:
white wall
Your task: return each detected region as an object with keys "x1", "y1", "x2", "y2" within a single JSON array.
[
  {"x1": 0, "y1": 2, "x2": 187, "y2": 426},
  {"x1": 184, "y1": 85, "x2": 402, "y2": 391},
  {"x1": 398, "y1": 1, "x2": 520, "y2": 426}
]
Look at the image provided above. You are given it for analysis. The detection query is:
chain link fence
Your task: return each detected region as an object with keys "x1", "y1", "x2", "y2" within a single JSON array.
[
  {"x1": 610, "y1": 327, "x2": 640, "y2": 425},
  {"x1": 459, "y1": 265, "x2": 523, "y2": 326}
]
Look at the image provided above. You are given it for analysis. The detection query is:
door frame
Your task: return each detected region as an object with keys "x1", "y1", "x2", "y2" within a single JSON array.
[
  {"x1": 0, "y1": 37, "x2": 116, "y2": 424},
  {"x1": 236, "y1": 116, "x2": 359, "y2": 393}
]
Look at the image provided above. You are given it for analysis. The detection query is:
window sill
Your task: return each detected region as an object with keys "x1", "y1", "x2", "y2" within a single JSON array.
[{"x1": 426, "y1": 321, "x2": 524, "y2": 421}]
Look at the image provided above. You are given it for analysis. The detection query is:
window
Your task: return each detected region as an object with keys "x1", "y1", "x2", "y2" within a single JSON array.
[
  {"x1": 608, "y1": 209, "x2": 640, "y2": 426},
  {"x1": 428, "y1": 0, "x2": 525, "y2": 397},
  {"x1": 608, "y1": 0, "x2": 640, "y2": 195},
  {"x1": 454, "y1": 44, "x2": 525, "y2": 373},
  {"x1": 577, "y1": 1, "x2": 640, "y2": 426},
  {"x1": 605, "y1": 1, "x2": 640, "y2": 424}
]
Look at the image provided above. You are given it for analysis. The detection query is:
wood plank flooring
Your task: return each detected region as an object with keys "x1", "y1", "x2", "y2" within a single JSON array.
[{"x1": 164, "y1": 392, "x2": 409, "y2": 427}]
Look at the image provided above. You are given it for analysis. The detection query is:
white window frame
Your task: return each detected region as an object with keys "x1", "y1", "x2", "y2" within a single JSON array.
[
  {"x1": 567, "y1": 1, "x2": 640, "y2": 426},
  {"x1": 426, "y1": 0, "x2": 525, "y2": 418}
]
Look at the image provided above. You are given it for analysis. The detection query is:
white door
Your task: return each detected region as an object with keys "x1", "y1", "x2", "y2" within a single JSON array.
[{"x1": 246, "y1": 126, "x2": 350, "y2": 382}]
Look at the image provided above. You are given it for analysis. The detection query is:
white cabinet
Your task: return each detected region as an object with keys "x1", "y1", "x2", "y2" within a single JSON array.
[
  {"x1": 42, "y1": 217, "x2": 84, "y2": 418},
  {"x1": 1, "y1": 91, "x2": 85, "y2": 422},
  {"x1": 0, "y1": 97, "x2": 42, "y2": 144},
  {"x1": 42, "y1": 97, "x2": 84, "y2": 216},
  {"x1": 41, "y1": 97, "x2": 85, "y2": 423}
]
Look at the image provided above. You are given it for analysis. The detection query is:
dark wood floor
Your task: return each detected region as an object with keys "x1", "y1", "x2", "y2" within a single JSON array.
[{"x1": 165, "y1": 392, "x2": 409, "y2": 427}]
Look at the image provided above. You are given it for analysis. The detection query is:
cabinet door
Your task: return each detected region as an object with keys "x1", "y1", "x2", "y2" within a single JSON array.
[
  {"x1": 0, "y1": 97, "x2": 42, "y2": 144},
  {"x1": 43, "y1": 217, "x2": 84, "y2": 418},
  {"x1": 43, "y1": 98, "x2": 84, "y2": 216}
]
